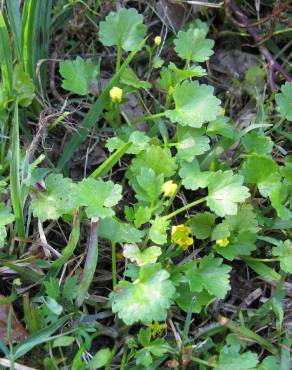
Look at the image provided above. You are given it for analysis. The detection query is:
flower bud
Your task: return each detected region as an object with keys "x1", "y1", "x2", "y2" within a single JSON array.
[
  {"x1": 162, "y1": 180, "x2": 177, "y2": 197},
  {"x1": 154, "y1": 36, "x2": 162, "y2": 46},
  {"x1": 109, "y1": 86, "x2": 123, "y2": 103},
  {"x1": 216, "y1": 238, "x2": 229, "y2": 248}
]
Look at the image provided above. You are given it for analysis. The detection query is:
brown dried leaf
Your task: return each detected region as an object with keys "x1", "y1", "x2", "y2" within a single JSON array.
[{"x1": 0, "y1": 295, "x2": 27, "y2": 343}]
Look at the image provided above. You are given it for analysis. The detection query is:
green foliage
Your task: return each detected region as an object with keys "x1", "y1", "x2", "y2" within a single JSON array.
[
  {"x1": 186, "y1": 255, "x2": 232, "y2": 299},
  {"x1": 207, "y1": 170, "x2": 250, "y2": 216},
  {"x1": 135, "y1": 328, "x2": 169, "y2": 366},
  {"x1": 31, "y1": 174, "x2": 79, "y2": 221},
  {"x1": 99, "y1": 8, "x2": 147, "y2": 51},
  {"x1": 13, "y1": 64, "x2": 35, "y2": 106},
  {"x1": 215, "y1": 344, "x2": 258, "y2": 370},
  {"x1": 89, "y1": 348, "x2": 111, "y2": 369},
  {"x1": 241, "y1": 131, "x2": 273, "y2": 155},
  {"x1": 78, "y1": 178, "x2": 122, "y2": 219},
  {"x1": 59, "y1": 57, "x2": 99, "y2": 95},
  {"x1": 275, "y1": 82, "x2": 292, "y2": 121},
  {"x1": 0, "y1": 203, "x2": 15, "y2": 247},
  {"x1": 111, "y1": 263, "x2": 175, "y2": 324},
  {"x1": 188, "y1": 212, "x2": 215, "y2": 240},
  {"x1": 240, "y1": 155, "x2": 281, "y2": 196},
  {"x1": 272, "y1": 240, "x2": 292, "y2": 273},
  {"x1": 175, "y1": 126, "x2": 210, "y2": 162},
  {"x1": 166, "y1": 80, "x2": 221, "y2": 127},
  {"x1": 123, "y1": 244, "x2": 161, "y2": 266},
  {"x1": 174, "y1": 28, "x2": 214, "y2": 63}
]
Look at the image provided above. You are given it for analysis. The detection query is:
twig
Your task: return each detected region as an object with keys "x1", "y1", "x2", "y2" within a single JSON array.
[{"x1": 224, "y1": 0, "x2": 291, "y2": 91}]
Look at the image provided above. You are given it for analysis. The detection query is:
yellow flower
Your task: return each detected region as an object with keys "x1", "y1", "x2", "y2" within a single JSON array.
[
  {"x1": 216, "y1": 238, "x2": 229, "y2": 248},
  {"x1": 162, "y1": 180, "x2": 177, "y2": 197},
  {"x1": 221, "y1": 108, "x2": 226, "y2": 116},
  {"x1": 148, "y1": 321, "x2": 167, "y2": 337},
  {"x1": 154, "y1": 36, "x2": 162, "y2": 46},
  {"x1": 171, "y1": 225, "x2": 193, "y2": 249},
  {"x1": 109, "y1": 86, "x2": 123, "y2": 103}
]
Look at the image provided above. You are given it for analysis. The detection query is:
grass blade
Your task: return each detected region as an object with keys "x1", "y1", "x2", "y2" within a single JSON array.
[
  {"x1": 89, "y1": 142, "x2": 131, "y2": 178},
  {"x1": 49, "y1": 210, "x2": 80, "y2": 270},
  {"x1": 10, "y1": 103, "x2": 26, "y2": 247},
  {"x1": 0, "y1": 10, "x2": 13, "y2": 93},
  {"x1": 11, "y1": 315, "x2": 70, "y2": 361},
  {"x1": 76, "y1": 219, "x2": 99, "y2": 306},
  {"x1": 58, "y1": 38, "x2": 147, "y2": 170},
  {"x1": 6, "y1": 0, "x2": 22, "y2": 60}
]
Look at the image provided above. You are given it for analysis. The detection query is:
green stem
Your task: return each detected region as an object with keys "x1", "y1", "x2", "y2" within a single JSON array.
[
  {"x1": 129, "y1": 112, "x2": 166, "y2": 126},
  {"x1": 112, "y1": 242, "x2": 117, "y2": 289},
  {"x1": 164, "y1": 196, "x2": 207, "y2": 220},
  {"x1": 191, "y1": 356, "x2": 216, "y2": 368},
  {"x1": 116, "y1": 44, "x2": 122, "y2": 71},
  {"x1": 10, "y1": 103, "x2": 25, "y2": 253},
  {"x1": 241, "y1": 256, "x2": 280, "y2": 263},
  {"x1": 120, "y1": 347, "x2": 127, "y2": 370}
]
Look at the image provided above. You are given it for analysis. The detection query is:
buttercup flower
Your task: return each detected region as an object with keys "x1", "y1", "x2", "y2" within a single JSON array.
[
  {"x1": 109, "y1": 86, "x2": 123, "y2": 103},
  {"x1": 216, "y1": 238, "x2": 229, "y2": 248},
  {"x1": 162, "y1": 180, "x2": 177, "y2": 197},
  {"x1": 171, "y1": 224, "x2": 193, "y2": 249},
  {"x1": 154, "y1": 36, "x2": 162, "y2": 46}
]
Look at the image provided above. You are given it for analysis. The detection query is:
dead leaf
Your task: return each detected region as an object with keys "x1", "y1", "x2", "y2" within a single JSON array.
[{"x1": 0, "y1": 295, "x2": 27, "y2": 343}]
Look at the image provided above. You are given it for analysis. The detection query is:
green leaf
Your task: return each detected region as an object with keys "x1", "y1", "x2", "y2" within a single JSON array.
[
  {"x1": 78, "y1": 178, "x2": 122, "y2": 219},
  {"x1": 53, "y1": 336, "x2": 75, "y2": 348},
  {"x1": 136, "y1": 333, "x2": 168, "y2": 367},
  {"x1": 62, "y1": 275, "x2": 78, "y2": 300},
  {"x1": 31, "y1": 174, "x2": 79, "y2": 221},
  {"x1": 44, "y1": 277, "x2": 60, "y2": 300},
  {"x1": 241, "y1": 131, "x2": 273, "y2": 155},
  {"x1": 275, "y1": 82, "x2": 292, "y2": 121},
  {"x1": 135, "y1": 167, "x2": 164, "y2": 205},
  {"x1": 89, "y1": 348, "x2": 112, "y2": 369},
  {"x1": 13, "y1": 64, "x2": 35, "y2": 107},
  {"x1": 187, "y1": 212, "x2": 215, "y2": 240},
  {"x1": 207, "y1": 170, "x2": 250, "y2": 217},
  {"x1": 99, "y1": 8, "x2": 147, "y2": 51},
  {"x1": 186, "y1": 254, "x2": 231, "y2": 298},
  {"x1": 215, "y1": 345, "x2": 258, "y2": 370},
  {"x1": 240, "y1": 155, "x2": 281, "y2": 197},
  {"x1": 175, "y1": 283, "x2": 213, "y2": 313},
  {"x1": 258, "y1": 356, "x2": 280, "y2": 370},
  {"x1": 106, "y1": 130, "x2": 150, "y2": 155},
  {"x1": 272, "y1": 240, "x2": 292, "y2": 273},
  {"x1": 179, "y1": 159, "x2": 211, "y2": 191},
  {"x1": 270, "y1": 182, "x2": 292, "y2": 220},
  {"x1": 123, "y1": 244, "x2": 161, "y2": 266},
  {"x1": 175, "y1": 126, "x2": 210, "y2": 162},
  {"x1": 128, "y1": 145, "x2": 177, "y2": 179},
  {"x1": 59, "y1": 56, "x2": 99, "y2": 95},
  {"x1": 0, "y1": 203, "x2": 15, "y2": 226},
  {"x1": 99, "y1": 217, "x2": 144, "y2": 244},
  {"x1": 214, "y1": 231, "x2": 257, "y2": 261},
  {"x1": 166, "y1": 81, "x2": 221, "y2": 127},
  {"x1": 207, "y1": 116, "x2": 238, "y2": 140},
  {"x1": 174, "y1": 28, "x2": 214, "y2": 62},
  {"x1": 111, "y1": 263, "x2": 175, "y2": 324},
  {"x1": 149, "y1": 217, "x2": 170, "y2": 245},
  {"x1": 121, "y1": 68, "x2": 151, "y2": 89}
]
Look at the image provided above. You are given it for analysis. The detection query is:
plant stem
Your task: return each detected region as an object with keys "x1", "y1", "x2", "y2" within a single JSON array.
[
  {"x1": 10, "y1": 103, "x2": 26, "y2": 253},
  {"x1": 164, "y1": 197, "x2": 207, "y2": 220},
  {"x1": 241, "y1": 256, "x2": 280, "y2": 263},
  {"x1": 120, "y1": 347, "x2": 127, "y2": 370},
  {"x1": 116, "y1": 44, "x2": 122, "y2": 71},
  {"x1": 76, "y1": 218, "x2": 99, "y2": 307},
  {"x1": 129, "y1": 112, "x2": 166, "y2": 126},
  {"x1": 112, "y1": 242, "x2": 117, "y2": 289},
  {"x1": 191, "y1": 356, "x2": 216, "y2": 367}
]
